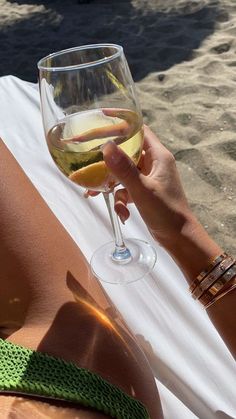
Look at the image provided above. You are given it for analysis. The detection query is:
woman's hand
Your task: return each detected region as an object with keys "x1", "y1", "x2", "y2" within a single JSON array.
[
  {"x1": 102, "y1": 125, "x2": 193, "y2": 247},
  {"x1": 88, "y1": 125, "x2": 221, "y2": 282}
]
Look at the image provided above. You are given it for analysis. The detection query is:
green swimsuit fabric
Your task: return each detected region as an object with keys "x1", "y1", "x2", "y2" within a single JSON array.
[{"x1": 0, "y1": 339, "x2": 149, "y2": 418}]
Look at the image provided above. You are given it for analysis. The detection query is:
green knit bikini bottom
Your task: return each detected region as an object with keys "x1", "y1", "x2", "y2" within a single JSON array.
[{"x1": 0, "y1": 338, "x2": 149, "y2": 418}]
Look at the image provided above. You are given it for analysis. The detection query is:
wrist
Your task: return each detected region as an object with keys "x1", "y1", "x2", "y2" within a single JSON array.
[{"x1": 157, "y1": 214, "x2": 222, "y2": 284}]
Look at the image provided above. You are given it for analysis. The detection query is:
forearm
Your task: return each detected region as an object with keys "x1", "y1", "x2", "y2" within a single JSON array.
[
  {"x1": 103, "y1": 128, "x2": 236, "y2": 358},
  {"x1": 159, "y1": 214, "x2": 222, "y2": 285},
  {"x1": 207, "y1": 288, "x2": 236, "y2": 358},
  {"x1": 159, "y1": 215, "x2": 236, "y2": 357}
]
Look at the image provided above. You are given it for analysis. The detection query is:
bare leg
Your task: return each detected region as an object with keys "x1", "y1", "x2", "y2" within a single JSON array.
[{"x1": 0, "y1": 139, "x2": 163, "y2": 418}]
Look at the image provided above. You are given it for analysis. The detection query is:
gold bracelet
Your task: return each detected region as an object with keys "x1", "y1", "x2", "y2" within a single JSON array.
[
  {"x1": 189, "y1": 253, "x2": 227, "y2": 293},
  {"x1": 199, "y1": 264, "x2": 236, "y2": 306},
  {"x1": 204, "y1": 277, "x2": 236, "y2": 309},
  {"x1": 192, "y1": 256, "x2": 235, "y2": 300}
]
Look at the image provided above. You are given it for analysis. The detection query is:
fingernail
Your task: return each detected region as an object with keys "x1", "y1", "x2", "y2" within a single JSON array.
[
  {"x1": 84, "y1": 190, "x2": 89, "y2": 198},
  {"x1": 119, "y1": 213, "x2": 126, "y2": 225},
  {"x1": 117, "y1": 208, "x2": 130, "y2": 225},
  {"x1": 102, "y1": 141, "x2": 122, "y2": 167},
  {"x1": 101, "y1": 141, "x2": 114, "y2": 153}
]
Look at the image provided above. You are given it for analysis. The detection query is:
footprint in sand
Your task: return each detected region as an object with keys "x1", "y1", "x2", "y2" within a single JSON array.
[
  {"x1": 211, "y1": 42, "x2": 232, "y2": 54},
  {"x1": 216, "y1": 140, "x2": 236, "y2": 161},
  {"x1": 174, "y1": 148, "x2": 222, "y2": 189}
]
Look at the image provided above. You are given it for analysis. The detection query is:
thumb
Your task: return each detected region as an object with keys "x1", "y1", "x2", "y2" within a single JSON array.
[{"x1": 103, "y1": 141, "x2": 141, "y2": 191}]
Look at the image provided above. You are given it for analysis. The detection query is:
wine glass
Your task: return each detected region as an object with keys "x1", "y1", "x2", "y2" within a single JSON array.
[{"x1": 38, "y1": 44, "x2": 156, "y2": 284}]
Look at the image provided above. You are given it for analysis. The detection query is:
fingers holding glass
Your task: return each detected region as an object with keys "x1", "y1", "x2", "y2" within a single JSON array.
[{"x1": 38, "y1": 44, "x2": 156, "y2": 284}]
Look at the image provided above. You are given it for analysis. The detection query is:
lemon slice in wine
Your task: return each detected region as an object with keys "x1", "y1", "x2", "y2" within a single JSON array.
[{"x1": 69, "y1": 161, "x2": 109, "y2": 190}]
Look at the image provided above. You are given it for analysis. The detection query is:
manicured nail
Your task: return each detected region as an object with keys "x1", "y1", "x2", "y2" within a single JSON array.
[
  {"x1": 102, "y1": 141, "x2": 122, "y2": 167},
  {"x1": 84, "y1": 190, "x2": 89, "y2": 198},
  {"x1": 117, "y1": 207, "x2": 130, "y2": 225},
  {"x1": 119, "y1": 213, "x2": 126, "y2": 225}
]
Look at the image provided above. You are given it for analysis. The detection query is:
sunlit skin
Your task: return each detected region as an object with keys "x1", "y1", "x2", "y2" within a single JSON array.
[
  {"x1": 72, "y1": 294, "x2": 126, "y2": 346},
  {"x1": 0, "y1": 139, "x2": 163, "y2": 418}
]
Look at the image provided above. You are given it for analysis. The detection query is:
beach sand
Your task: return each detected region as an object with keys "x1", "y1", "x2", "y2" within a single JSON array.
[{"x1": 0, "y1": 0, "x2": 235, "y2": 254}]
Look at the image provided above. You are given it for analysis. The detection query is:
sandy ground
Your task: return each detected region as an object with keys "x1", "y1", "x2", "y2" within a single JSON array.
[{"x1": 0, "y1": 0, "x2": 235, "y2": 254}]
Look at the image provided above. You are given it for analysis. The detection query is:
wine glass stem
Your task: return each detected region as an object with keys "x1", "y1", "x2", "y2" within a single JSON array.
[{"x1": 103, "y1": 192, "x2": 132, "y2": 263}]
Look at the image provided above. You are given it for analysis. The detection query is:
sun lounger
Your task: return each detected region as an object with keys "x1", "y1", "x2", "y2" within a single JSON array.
[{"x1": 0, "y1": 75, "x2": 235, "y2": 419}]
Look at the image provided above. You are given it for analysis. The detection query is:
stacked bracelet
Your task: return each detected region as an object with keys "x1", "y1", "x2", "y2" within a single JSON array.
[
  {"x1": 189, "y1": 253, "x2": 228, "y2": 293},
  {"x1": 189, "y1": 253, "x2": 236, "y2": 309},
  {"x1": 199, "y1": 264, "x2": 236, "y2": 306}
]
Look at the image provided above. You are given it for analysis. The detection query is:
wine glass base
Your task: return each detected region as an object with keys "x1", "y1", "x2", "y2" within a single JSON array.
[{"x1": 90, "y1": 238, "x2": 157, "y2": 284}]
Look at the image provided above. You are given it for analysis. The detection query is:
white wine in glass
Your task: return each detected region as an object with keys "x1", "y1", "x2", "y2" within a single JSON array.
[{"x1": 38, "y1": 44, "x2": 156, "y2": 284}]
